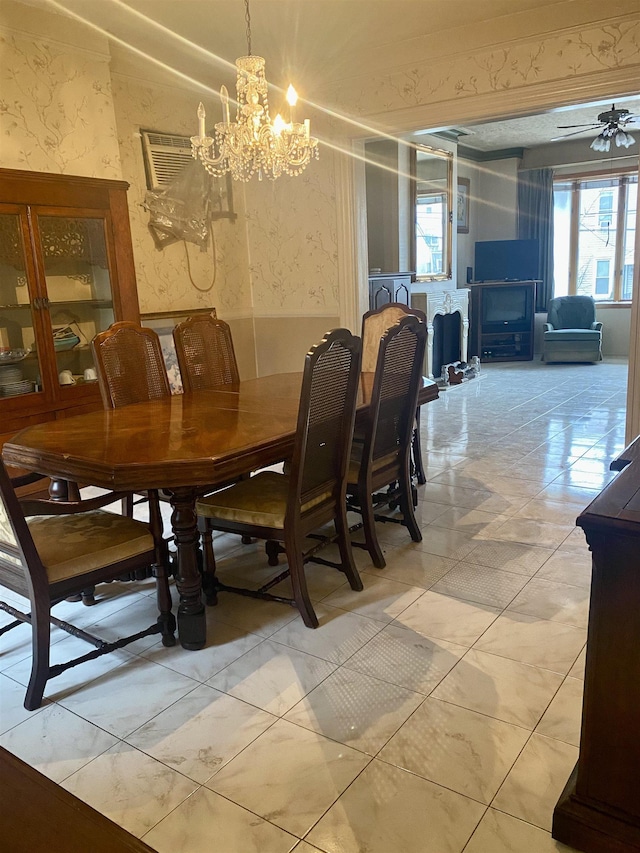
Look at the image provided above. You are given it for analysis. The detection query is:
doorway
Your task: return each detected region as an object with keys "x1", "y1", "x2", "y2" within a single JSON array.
[{"x1": 349, "y1": 87, "x2": 639, "y2": 440}]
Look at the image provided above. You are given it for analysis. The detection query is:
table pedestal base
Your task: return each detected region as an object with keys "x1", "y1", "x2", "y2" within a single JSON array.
[{"x1": 169, "y1": 488, "x2": 206, "y2": 650}]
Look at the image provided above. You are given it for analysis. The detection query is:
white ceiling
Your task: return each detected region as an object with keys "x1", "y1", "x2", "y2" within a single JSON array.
[{"x1": 455, "y1": 96, "x2": 640, "y2": 152}]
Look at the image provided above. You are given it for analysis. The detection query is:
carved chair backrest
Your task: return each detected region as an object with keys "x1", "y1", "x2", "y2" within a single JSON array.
[
  {"x1": 364, "y1": 315, "x2": 427, "y2": 473},
  {"x1": 361, "y1": 302, "x2": 426, "y2": 372},
  {"x1": 173, "y1": 315, "x2": 239, "y2": 392},
  {"x1": 287, "y1": 329, "x2": 362, "y2": 521},
  {"x1": 91, "y1": 321, "x2": 171, "y2": 409}
]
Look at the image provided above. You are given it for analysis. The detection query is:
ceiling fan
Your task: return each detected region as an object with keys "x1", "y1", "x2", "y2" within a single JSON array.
[{"x1": 552, "y1": 104, "x2": 638, "y2": 151}]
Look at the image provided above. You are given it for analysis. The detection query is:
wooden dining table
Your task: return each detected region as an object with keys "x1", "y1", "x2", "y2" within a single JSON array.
[{"x1": 3, "y1": 372, "x2": 438, "y2": 649}]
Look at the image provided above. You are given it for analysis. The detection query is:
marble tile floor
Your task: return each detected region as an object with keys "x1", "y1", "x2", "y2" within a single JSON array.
[{"x1": 0, "y1": 359, "x2": 629, "y2": 853}]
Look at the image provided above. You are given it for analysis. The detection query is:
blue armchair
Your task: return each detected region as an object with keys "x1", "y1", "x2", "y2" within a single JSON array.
[{"x1": 543, "y1": 295, "x2": 603, "y2": 363}]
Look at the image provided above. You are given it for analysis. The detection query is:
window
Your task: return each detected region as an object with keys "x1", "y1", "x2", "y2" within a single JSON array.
[
  {"x1": 553, "y1": 173, "x2": 637, "y2": 302},
  {"x1": 598, "y1": 192, "x2": 613, "y2": 229},
  {"x1": 595, "y1": 260, "x2": 610, "y2": 296},
  {"x1": 416, "y1": 192, "x2": 446, "y2": 276},
  {"x1": 623, "y1": 264, "x2": 634, "y2": 301},
  {"x1": 410, "y1": 144, "x2": 453, "y2": 281}
]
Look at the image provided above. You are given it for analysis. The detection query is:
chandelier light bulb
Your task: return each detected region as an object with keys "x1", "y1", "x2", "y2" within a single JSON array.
[
  {"x1": 197, "y1": 102, "x2": 206, "y2": 139},
  {"x1": 273, "y1": 113, "x2": 286, "y2": 135},
  {"x1": 286, "y1": 85, "x2": 298, "y2": 106},
  {"x1": 220, "y1": 85, "x2": 231, "y2": 124}
]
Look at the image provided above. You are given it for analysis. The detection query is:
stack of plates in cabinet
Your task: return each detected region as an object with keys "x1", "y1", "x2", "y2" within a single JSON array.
[{"x1": 0, "y1": 366, "x2": 32, "y2": 397}]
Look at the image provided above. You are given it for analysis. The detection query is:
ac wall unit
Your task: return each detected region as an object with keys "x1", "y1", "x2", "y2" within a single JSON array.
[{"x1": 141, "y1": 129, "x2": 193, "y2": 188}]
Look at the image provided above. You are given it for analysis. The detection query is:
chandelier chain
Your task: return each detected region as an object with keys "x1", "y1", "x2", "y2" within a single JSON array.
[{"x1": 244, "y1": 0, "x2": 252, "y2": 56}]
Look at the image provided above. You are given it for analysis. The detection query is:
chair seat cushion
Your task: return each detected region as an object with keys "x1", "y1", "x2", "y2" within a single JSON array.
[
  {"x1": 197, "y1": 472, "x2": 288, "y2": 527},
  {"x1": 347, "y1": 445, "x2": 400, "y2": 485},
  {"x1": 544, "y1": 329, "x2": 601, "y2": 342},
  {"x1": 196, "y1": 471, "x2": 331, "y2": 528},
  {"x1": 27, "y1": 511, "x2": 154, "y2": 584}
]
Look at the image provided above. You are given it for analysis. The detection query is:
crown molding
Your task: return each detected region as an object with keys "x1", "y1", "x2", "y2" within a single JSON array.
[
  {"x1": 317, "y1": 10, "x2": 640, "y2": 96},
  {"x1": 360, "y1": 65, "x2": 640, "y2": 136},
  {"x1": 0, "y1": 18, "x2": 110, "y2": 61},
  {"x1": 458, "y1": 146, "x2": 525, "y2": 162}
]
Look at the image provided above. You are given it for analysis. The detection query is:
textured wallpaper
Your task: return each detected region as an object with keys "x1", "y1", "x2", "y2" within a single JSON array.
[
  {"x1": 324, "y1": 19, "x2": 640, "y2": 116},
  {"x1": 244, "y1": 148, "x2": 339, "y2": 315},
  {"x1": 111, "y1": 75, "x2": 252, "y2": 317},
  {"x1": 0, "y1": 29, "x2": 120, "y2": 176}
]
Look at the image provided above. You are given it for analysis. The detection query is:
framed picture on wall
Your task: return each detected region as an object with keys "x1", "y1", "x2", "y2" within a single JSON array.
[{"x1": 457, "y1": 177, "x2": 470, "y2": 234}]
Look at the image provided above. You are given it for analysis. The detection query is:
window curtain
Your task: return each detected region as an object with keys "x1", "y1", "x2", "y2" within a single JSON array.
[{"x1": 517, "y1": 168, "x2": 554, "y2": 312}]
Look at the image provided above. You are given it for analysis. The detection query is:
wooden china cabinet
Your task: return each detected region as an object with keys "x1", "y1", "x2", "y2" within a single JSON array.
[{"x1": 0, "y1": 169, "x2": 140, "y2": 447}]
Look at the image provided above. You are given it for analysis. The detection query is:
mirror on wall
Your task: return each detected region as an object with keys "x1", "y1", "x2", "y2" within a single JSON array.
[{"x1": 411, "y1": 144, "x2": 453, "y2": 281}]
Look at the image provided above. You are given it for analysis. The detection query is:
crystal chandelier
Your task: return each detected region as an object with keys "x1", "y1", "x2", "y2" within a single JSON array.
[{"x1": 191, "y1": 0, "x2": 318, "y2": 182}]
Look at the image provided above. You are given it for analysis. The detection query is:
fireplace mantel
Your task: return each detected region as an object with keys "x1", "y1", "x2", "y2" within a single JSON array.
[{"x1": 413, "y1": 288, "x2": 470, "y2": 379}]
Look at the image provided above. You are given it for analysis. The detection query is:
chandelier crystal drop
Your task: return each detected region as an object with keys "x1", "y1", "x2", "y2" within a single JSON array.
[{"x1": 191, "y1": 0, "x2": 318, "y2": 182}]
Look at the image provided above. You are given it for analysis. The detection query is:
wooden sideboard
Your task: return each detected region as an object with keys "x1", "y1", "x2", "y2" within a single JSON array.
[
  {"x1": 0, "y1": 169, "x2": 140, "y2": 448},
  {"x1": 552, "y1": 435, "x2": 640, "y2": 852},
  {"x1": 0, "y1": 746, "x2": 154, "y2": 853},
  {"x1": 368, "y1": 272, "x2": 412, "y2": 310}
]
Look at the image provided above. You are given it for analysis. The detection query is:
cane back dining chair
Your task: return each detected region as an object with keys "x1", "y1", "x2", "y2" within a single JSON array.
[
  {"x1": 347, "y1": 314, "x2": 427, "y2": 568},
  {"x1": 92, "y1": 320, "x2": 172, "y2": 408},
  {"x1": 173, "y1": 314, "x2": 240, "y2": 392},
  {"x1": 173, "y1": 313, "x2": 256, "y2": 553},
  {"x1": 195, "y1": 328, "x2": 363, "y2": 628},
  {"x1": 0, "y1": 458, "x2": 175, "y2": 710},
  {"x1": 361, "y1": 302, "x2": 428, "y2": 485},
  {"x1": 91, "y1": 321, "x2": 171, "y2": 569}
]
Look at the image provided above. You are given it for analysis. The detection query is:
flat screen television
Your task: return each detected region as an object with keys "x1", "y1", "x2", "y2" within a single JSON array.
[
  {"x1": 481, "y1": 284, "x2": 534, "y2": 333},
  {"x1": 474, "y1": 239, "x2": 539, "y2": 282}
]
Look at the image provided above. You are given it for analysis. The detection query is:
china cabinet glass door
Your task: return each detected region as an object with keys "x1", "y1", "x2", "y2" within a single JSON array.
[
  {"x1": 0, "y1": 210, "x2": 44, "y2": 399},
  {"x1": 35, "y1": 213, "x2": 116, "y2": 388}
]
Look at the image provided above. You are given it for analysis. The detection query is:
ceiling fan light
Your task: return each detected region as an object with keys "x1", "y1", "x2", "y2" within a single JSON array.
[
  {"x1": 590, "y1": 134, "x2": 608, "y2": 152},
  {"x1": 616, "y1": 130, "x2": 636, "y2": 148}
]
